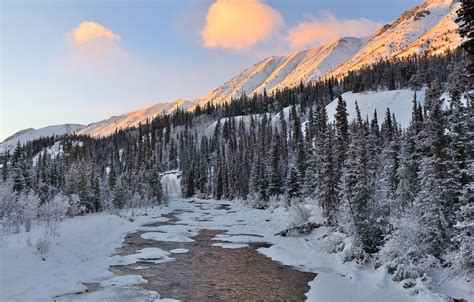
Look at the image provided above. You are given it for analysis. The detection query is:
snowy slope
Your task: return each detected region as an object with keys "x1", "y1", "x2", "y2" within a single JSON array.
[
  {"x1": 195, "y1": 37, "x2": 364, "y2": 108},
  {"x1": 326, "y1": 89, "x2": 426, "y2": 129},
  {"x1": 327, "y1": 0, "x2": 461, "y2": 78},
  {"x1": 0, "y1": 124, "x2": 83, "y2": 154},
  {"x1": 77, "y1": 99, "x2": 196, "y2": 137}
]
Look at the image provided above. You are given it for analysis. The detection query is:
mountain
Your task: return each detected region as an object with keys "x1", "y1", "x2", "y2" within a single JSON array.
[
  {"x1": 326, "y1": 0, "x2": 461, "y2": 78},
  {"x1": 0, "y1": 124, "x2": 83, "y2": 153},
  {"x1": 195, "y1": 37, "x2": 365, "y2": 108},
  {"x1": 194, "y1": 0, "x2": 460, "y2": 108},
  {"x1": 5, "y1": 0, "x2": 462, "y2": 142},
  {"x1": 77, "y1": 99, "x2": 195, "y2": 137}
]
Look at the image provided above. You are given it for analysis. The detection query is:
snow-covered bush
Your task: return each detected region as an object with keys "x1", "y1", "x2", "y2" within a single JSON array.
[
  {"x1": 0, "y1": 183, "x2": 21, "y2": 233},
  {"x1": 0, "y1": 184, "x2": 39, "y2": 233},
  {"x1": 378, "y1": 214, "x2": 439, "y2": 281},
  {"x1": 17, "y1": 192, "x2": 40, "y2": 232},
  {"x1": 341, "y1": 238, "x2": 371, "y2": 264},
  {"x1": 245, "y1": 192, "x2": 267, "y2": 209},
  {"x1": 288, "y1": 201, "x2": 311, "y2": 227},
  {"x1": 268, "y1": 195, "x2": 287, "y2": 209},
  {"x1": 38, "y1": 193, "x2": 70, "y2": 223}
]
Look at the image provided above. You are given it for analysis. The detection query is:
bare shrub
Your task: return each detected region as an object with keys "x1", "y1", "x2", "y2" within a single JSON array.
[
  {"x1": 36, "y1": 236, "x2": 51, "y2": 261},
  {"x1": 288, "y1": 201, "x2": 311, "y2": 227}
]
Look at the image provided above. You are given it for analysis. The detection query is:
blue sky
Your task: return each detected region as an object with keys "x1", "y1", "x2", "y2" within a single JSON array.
[{"x1": 1, "y1": 0, "x2": 423, "y2": 140}]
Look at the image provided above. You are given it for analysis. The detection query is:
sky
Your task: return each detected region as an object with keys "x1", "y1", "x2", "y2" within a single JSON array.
[{"x1": 1, "y1": 0, "x2": 424, "y2": 140}]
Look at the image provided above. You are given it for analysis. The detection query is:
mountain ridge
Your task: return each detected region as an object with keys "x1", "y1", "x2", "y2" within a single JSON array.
[{"x1": 3, "y1": 0, "x2": 462, "y2": 145}]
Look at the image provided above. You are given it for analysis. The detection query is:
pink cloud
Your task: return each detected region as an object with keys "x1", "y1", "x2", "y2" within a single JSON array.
[
  {"x1": 201, "y1": 0, "x2": 283, "y2": 50},
  {"x1": 288, "y1": 12, "x2": 382, "y2": 50},
  {"x1": 71, "y1": 21, "x2": 120, "y2": 47}
]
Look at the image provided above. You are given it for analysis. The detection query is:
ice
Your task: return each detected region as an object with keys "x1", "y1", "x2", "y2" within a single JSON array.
[
  {"x1": 113, "y1": 247, "x2": 174, "y2": 265},
  {"x1": 141, "y1": 232, "x2": 195, "y2": 243},
  {"x1": 100, "y1": 275, "x2": 147, "y2": 287},
  {"x1": 169, "y1": 248, "x2": 189, "y2": 254},
  {"x1": 212, "y1": 243, "x2": 249, "y2": 249}
]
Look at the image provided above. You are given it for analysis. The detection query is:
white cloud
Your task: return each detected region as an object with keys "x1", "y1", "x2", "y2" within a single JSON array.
[{"x1": 201, "y1": 0, "x2": 283, "y2": 50}]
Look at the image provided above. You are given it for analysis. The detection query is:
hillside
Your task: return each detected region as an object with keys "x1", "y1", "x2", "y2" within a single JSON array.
[
  {"x1": 0, "y1": 124, "x2": 83, "y2": 153},
  {"x1": 77, "y1": 99, "x2": 196, "y2": 137}
]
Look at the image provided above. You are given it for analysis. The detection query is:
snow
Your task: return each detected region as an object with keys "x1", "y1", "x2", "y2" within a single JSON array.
[
  {"x1": 1, "y1": 198, "x2": 471, "y2": 301},
  {"x1": 326, "y1": 89, "x2": 427, "y2": 128},
  {"x1": 0, "y1": 124, "x2": 83, "y2": 154},
  {"x1": 33, "y1": 141, "x2": 64, "y2": 164}
]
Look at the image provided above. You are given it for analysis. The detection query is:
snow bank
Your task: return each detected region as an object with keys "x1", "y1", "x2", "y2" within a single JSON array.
[{"x1": 0, "y1": 207, "x2": 172, "y2": 302}]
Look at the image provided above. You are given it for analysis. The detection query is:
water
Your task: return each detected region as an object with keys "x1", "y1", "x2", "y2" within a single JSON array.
[{"x1": 109, "y1": 206, "x2": 316, "y2": 301}]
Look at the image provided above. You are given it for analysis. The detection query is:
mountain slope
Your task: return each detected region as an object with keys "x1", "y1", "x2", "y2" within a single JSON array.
[
  {"x1": 77, "y1": 99, "x2": 196, "y2": 137},
  {"x1": 326, "y1": 0, "x2": 461, "y2": 78},
  {"x1": 195, "y1": 37, "x2": 364, "y2": 108},
  {"x1": 0, "y1": 124, "x2": 83, "y2": 153}
]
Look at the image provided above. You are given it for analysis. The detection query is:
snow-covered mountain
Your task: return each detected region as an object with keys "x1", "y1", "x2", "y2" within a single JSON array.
[
  {"x1": 4, "y1": 0, "x2": 462, "y2": 142},
  {"x1": 0, "y1": 124, "x2": 83, "y2": 153},
  {"x1": 195, "y1": 37, "x2": 364, "y2": 108},
  {"x1": 197, "y1": 0, "x2": 461, "y2": 107},
  {"x1": 326, "y1": 0, "x2": 461, "y2": 78},
  {"x1": 77, "y1": 99, "x2": 196, "y2": 137}
]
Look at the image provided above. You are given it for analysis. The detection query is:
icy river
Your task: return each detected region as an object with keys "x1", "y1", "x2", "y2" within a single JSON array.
[
  {"x1": 3, "y1": 197, "x2": 463, "y2": 302},
  {"x1": 106, "y1": 201, "x2": 315, "y2": 301}
]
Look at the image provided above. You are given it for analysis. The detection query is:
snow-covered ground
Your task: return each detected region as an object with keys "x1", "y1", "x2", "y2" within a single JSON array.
[
  {"x1": 1, "y1": 199, "x2": 471, "y2": 302},
  {"x1": 0, "y1": 206, "x2": 175, "y2": 301},
  {"x1": 326, "y1": 89, "x2": 426, "y2": 129}
]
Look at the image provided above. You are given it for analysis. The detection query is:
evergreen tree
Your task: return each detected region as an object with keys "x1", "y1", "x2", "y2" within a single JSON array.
[
  {"x1": 113, "y1": 175, "x2": 128, "y2": 209},
  {"x1": 286, "y1": 166, "x2": 301, "y2": 201},
  {"x1": 268, "y1": 135, "x2": 284, "y2": 196}
]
